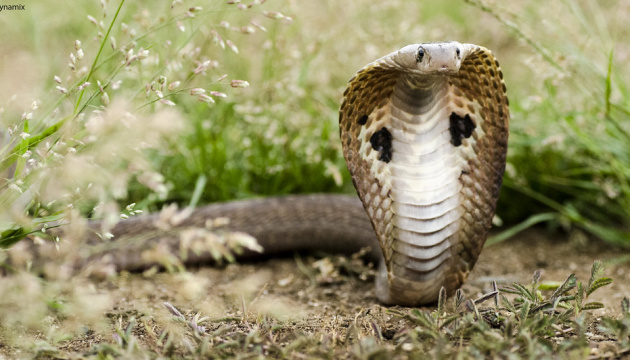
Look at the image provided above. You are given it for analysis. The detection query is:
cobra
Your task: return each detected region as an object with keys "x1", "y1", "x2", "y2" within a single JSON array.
[
  {"x1": 339, "y1": 42, "x2": 509, "y2": 305},
  {"x1": 27, "y1": 42, "x2": 509, "y2": 307}
]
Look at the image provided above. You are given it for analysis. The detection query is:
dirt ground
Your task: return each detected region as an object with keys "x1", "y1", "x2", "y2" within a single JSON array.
[{"x1": 1, "y1": 228, "x2": 629, "y2": 358}]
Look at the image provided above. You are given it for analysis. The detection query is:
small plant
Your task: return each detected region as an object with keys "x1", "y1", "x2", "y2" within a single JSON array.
[
  {"x1": 599, "y1": 297, "x2": 630, "y2": 349},
  {"x1": 390, "y1": 261, "x2": 617, "y2": 358}
]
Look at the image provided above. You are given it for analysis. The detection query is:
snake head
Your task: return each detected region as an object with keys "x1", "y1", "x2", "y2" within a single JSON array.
[{"x1": 394, "y1": 42, "x2": 464, "y2": 75}]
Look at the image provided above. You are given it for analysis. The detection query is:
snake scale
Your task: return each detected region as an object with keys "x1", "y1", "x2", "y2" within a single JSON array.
[{"x1": 25, "y1": 42, "x2": 509, "y2": 307}]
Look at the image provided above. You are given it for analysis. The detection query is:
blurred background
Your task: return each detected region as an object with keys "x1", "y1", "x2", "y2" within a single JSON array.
[{"x1": 1, "y1": 0, "x2": 629, "y2": 247}]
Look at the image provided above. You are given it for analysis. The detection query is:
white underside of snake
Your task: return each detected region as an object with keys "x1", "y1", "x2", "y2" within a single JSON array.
[{"x1": 23, "y1": 42, "x2": 510, "y2": 307}]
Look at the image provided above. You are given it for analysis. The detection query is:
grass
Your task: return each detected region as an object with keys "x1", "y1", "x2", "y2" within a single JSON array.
[
  {"x1": 2, "y1": 0, "x2": 629, "y2": 247},
  {"x1": 387, "y1": 261, "x2": 625, "y2": 359},
  {"x1": 96, "y1": 270, "x2": 628, "y2": 359},
  {"x1": 0, "y1": 0, "x2": 629, "y2": 357},
  {"x1": 1, "y1": 0, "x2": 630, "y2": 244},
  {"x1": 465, "y1": 0, "x2": 630, "y2": 244}
]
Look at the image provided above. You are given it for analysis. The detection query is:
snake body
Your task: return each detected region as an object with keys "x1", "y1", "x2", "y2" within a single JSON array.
[
  {"x1": 78, "y1": 195, "x2": 380, "y2": 271},
  {"x1": 339, "y1": 42, "x2": 509, "y2": 305},
  {"x1": 20, "y1": 42, "x2": 508, "y2": 307}
]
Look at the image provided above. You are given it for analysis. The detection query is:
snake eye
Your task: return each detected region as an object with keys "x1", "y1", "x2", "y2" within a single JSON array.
[
  {"x1": 417, "y1": 47, "x2": 425, "y2": 62},
  {"x1": 456, "y1": 48, "x2": 461, "y2": 58}
]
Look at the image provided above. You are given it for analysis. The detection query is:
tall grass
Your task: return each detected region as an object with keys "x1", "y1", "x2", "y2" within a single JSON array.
[
  {"x1": 0, "y1": 1, "x2": 290, "y2": 246},
  {"x1": 161, "y1": 0, "x2": 630, "y2": 245},
  {"x1": 466, "y1": 0, "x2": 630, "y2": 245},
  {"x1": 0, "y1": 0, "x2": 629, "y2": 246}
]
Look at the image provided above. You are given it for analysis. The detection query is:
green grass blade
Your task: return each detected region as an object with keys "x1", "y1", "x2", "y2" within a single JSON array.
[
  {"x1": 605, "y1": 49, "x2": 613, "y2": 118},
  {"x1": 189, "y1": 174, "x2": 207, "y2": 209},
  {"x1": 486, "y1": 213, "x2": 557, "y2": 246},
  {"x1": 74, "y1": 0, "x2": 126, "y2": 113},
  {"x1": 0, "y1": 228, "x2": 30, "y2": 249},
  {"x1": 14, "y1": 119, "x2": 29, "y2": 178},
  {"x1": 0, "y1": 116, "x2": 71, "y2": 173}
]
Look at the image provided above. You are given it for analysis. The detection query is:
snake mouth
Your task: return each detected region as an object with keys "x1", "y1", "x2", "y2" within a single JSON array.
[{"x1": 437, "y1": 66, "x2": 458, "y2": 75}]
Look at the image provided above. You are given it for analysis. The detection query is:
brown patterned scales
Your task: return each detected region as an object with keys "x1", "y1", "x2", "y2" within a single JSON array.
[{"x1": 339, "y1": 42, "x2": 509, "y2": 306}]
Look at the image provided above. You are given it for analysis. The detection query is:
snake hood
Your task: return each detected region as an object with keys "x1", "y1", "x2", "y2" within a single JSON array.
[{"x1": 339, "y1": 42, "x2": 509, "y2": 306}]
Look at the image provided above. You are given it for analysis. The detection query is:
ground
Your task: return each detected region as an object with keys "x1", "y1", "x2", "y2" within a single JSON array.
[{"x1": 1, "y1": 228, "x2": 629, "y2": 358}]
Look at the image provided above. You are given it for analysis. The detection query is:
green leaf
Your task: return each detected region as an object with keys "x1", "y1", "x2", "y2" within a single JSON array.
[
  {"x1": 512, "y1": 283, "x2": 535, "y2": 302},
  {"x1": 557, "y1": 295, "x2": 576, "y2": 303},
  {"x1": 492, "y1": 280, "x2": 499, "y2": 308},
  {"x1": 519, "y1": 299, "x2": 531, "y2": 320},
  {"x1": 581, "y1": 302, "x2": 605, "y2": 311},
  {"x1": 14, "y1": 118, "x2": 29, "y2": 178},
  {"x1": 0, "y1": 227, "x2": 30, "y2": 249},
  {"x1": 416, "y1": 311, "x2": 437, "y2": 330},
  {"x1": 500, "y1": 286, "x2": 524, "y2": 295},
  {"x1": 551, "y1": 273, "x2": 577, "y2": 300},
  {"x1": 579, "y1": 221, "x2": 630, "y2": 248},
  {"x1": 532, "y1": 270, "x2": 541, "y2": 288},
  {"x1": 576, "y1": 281, "x2": 584, "y2": 310},
  {"x1": 189, "y1": 174, "x2": 207, "y2": 208},
  {"x1": 474, "y1": 291, "x2": 499, "y2": 305},
  {"x1": 486, "y1": 213, "x2": 558, "y2": 246},
  {"x1": 0, "y1": 116, "x2": 70, "y2": 173},
  {"x1": 503, "y1": 316, "x2": 516, "y2": 339},
  {"x1": 402, "y1": 309, "x2": 436, "y2": 329},
  {"x1": 454, "y1": 288, "x2": 465, "y2": 311},
  {"x1": 587, "y1": 260, "x2": 605, "y2": 290},
  {"x1": 587, "y1": 277, "x2": 613, "y2": 296},
  {"x1": 47, "y1": 299, "x2": 66, "y2": 311},
  {"x1": 500, "y1": 294, "x2": 517, "y2": 313},
  {"x1": 538, "y1": 281, "x2": 563, "y2": 291},
  {"x1": 33, "y1": 212, "x2": 67, "y2": 224},
  {"x1": 466, "y1": 299, "x2": 480, "y2": 320},
  {"x1": 605, "y1": 49, "x2": 613, "y2": 118},
  {"x1": 440, "y1": 315, "x2": 460, "y2": 329},
  {"x1": 437, "y1": 286, "x2": 446, "y2": 319}
]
